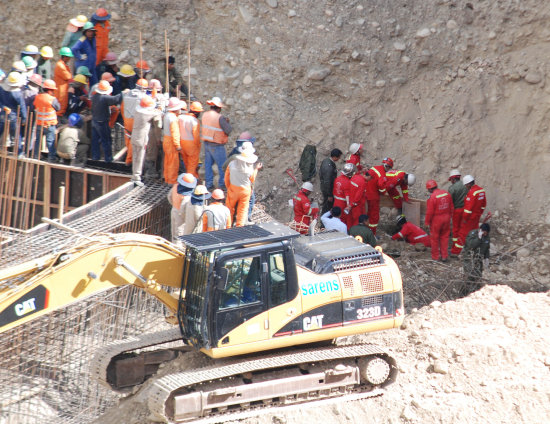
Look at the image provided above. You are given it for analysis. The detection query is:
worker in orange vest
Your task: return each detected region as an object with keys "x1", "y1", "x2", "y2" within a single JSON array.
[
  {"x1": 178, "y1": 101, "x2": 203, "y2": 178},
  {"x1": 425, "y1": 179, "x2": 453, "y2": 261},
  {"x1": 91, "y1": 8, "x2": 111, "y2": 66},
  {"x1": 163, "y1": 97, "x2": 185, "y2": 184},
  {"x1": 54, "y1": 47, "x2": 74, "y2": 117},
  {"x1": 33, "y1": 79, "x2": 61, "y2": 162},
  {"x1": 201, "y1": 97, "x2": 232, "y2": 190}
]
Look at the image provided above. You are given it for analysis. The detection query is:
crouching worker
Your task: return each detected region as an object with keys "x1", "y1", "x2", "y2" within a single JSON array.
[
  {"x1": 56, "y1": 113, "x2": 90, "y2": 166},
  {"x1": 391, "y1": 215, "x2": 431, "y2": 248}
]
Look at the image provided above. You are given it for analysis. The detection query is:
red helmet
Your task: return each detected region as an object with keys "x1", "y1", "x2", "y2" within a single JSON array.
[
  {"x1": 425, "y1": 179, "x2": 437, "y2": 190},
  {"x1": 95, "y1": 8, "x2": 109, "y2": 18},
  {"x1": 382, "y1": 157, "x2": 394, "y2": 168}
]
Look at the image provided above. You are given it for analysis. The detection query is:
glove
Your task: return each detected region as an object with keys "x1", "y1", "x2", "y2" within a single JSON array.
[
  {"x1": 478, "y1": 229, "x2": 483, "y2": 239},
  {"x1": 483, "y1": 258, "x2": 489, "y2": 269}
]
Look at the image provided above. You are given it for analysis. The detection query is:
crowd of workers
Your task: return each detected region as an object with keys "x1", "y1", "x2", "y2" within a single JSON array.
[{"x1": 292, "y1": 144, "x2": 490, "y2": 281}]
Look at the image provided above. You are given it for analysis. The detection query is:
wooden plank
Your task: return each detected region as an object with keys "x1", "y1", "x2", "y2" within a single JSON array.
[
  {"x1": 43, "y1": 165, "x2": 51, "y2": 219},
  {"x1": 403, "y1": 201, "x2": 421, "y2": 227}
]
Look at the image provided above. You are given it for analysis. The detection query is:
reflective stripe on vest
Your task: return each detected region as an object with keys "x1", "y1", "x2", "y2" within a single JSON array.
[
  {"x1": 34, "y1": 93, "x2": 57, "y2": 126},
  {"x1": 436, "y1": 193, "x2": 449, "y2": 198},
  {"x1": 414, "y1": 234, "x2": 427, "y2": 240},
  {"x1": 334, "y1": 195, "x2": 346, "y2": 201},
  {"x1": 473, "y1": 189, "x2": 485, "y2": 196},
  {"x1": 370, "y1": 167, "x2": 381, "y2": 178},
  {"x1": 464, "y1": 209, "x2": 472, "y2": 214},
  {"x1": 201, "y1": 110, "x2": 228, "y2": 144},
  {"x1": 392, "y1": 195, "x2": 400, "y2": 200}
]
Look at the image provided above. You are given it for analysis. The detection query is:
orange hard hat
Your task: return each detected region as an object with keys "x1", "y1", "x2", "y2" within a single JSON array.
[
  {"x1": 136, "y1": 78, "x2": 148, "y2": 89},
  {"x1": 94, "y1": 8, "x2": 110, "y2": 18},
  {"x1": 101, "y1": 72, "x2": 115, "y2": 82},
  {"x1": 211, "y1": 189, "x2": 225, "y2": 200},
  {"x1": 190, "y1": 101, "x2": 203, "y2": 112},
  {"x1": 425, "y1": 179, "x2": 438, "y2": 190},
  {"x1": 139, "y1": 96, "x2": 155, "y2": 109},
  {"x1": 135, "y1": 60, "x2": 150, "y2": 71},
  {"x1": 42, "y1": 79, "x2": 57, "y2": 90},
  {"x1": 96, "y1": 80, "x2": 112, "y2": 94}
]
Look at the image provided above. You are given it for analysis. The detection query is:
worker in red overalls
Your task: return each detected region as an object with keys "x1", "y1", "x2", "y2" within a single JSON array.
[
  {"x1": 385, "y1": 170, "x2": 416, "y2": 214},
  {"x1": 349, "y1": 170, "x2": 371, "y2": 230},
  {"x1": 292, "y1": 182, "x2": 319, "y2": 234},
  {"x1": 332, "y1": 163, "x2": 355, "y2": 228},
  {"x1": 454, "y1": 175, "x2": 486, "y2": 254},
  {"x1": 365, "y1": 157, "x2": 392, "y2": 235},
  {"x1": 392, "y1": 215, "x2": 431, "y2": 247},
  {"x1": 425, "y1": 179, "x2": 453, "y2": 261},
  {"x1": 346, "y1": 143, "x2": 364, "y2": 174},
  {"x1": 448, "y1": 169, "x2": 469, "y2": 256}
]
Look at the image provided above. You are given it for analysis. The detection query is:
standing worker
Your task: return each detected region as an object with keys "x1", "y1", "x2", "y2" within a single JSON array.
[
  {"x1": 202, "y1": 189, "x2": 232, "y2": 232},
  {"x1": 130, "y1": 96, "x2": 162, "y2": 184},
  {"x1": 462, "y1": 223, "x2": 491, "y2": 294},
  {"x1": 346, "y1": 143, "x2": 364, "y2": 173},
  {"x1": 183, "y1": 185, "x2": 211, "y2": 235},
  {"x1": 454, "y1": 174, "x2": 486, "y2": 255},
  {"x1": 319, "y1": 148, "x2": 342, "y2": 215},
  {"x1": 178, "y1": 101, "x2": 203, "y2": 178},
  {"x1": 54, "y1": 47, "x2": 74, "y2": 117},
  {"x1": 225, "y1": 142, "x2": 261, "y2": 227},
  {"x1": 62, "y1": 15, "x2": 88, "y2": 49},
  {"x1": 162, "y1": 97, "x2": 186, "y2": 184},
  {"x1": 332, "y1": 163, "x2": 355, "y2": 228},
  {"x1": 448, "y1": 169, "x2": 470, "y2": 256},
  {"x1": 201, "y1": 96, "x2": 232, "y2": 190},
  {"x1": 169, "y1": 173, "x2": 197, "y2": 243},
  {"x1": 349, "y1": 168, "x2": 371, "y2": 230},
  {"x1": 161, "y1": 55, "x2": 189, "y2": 98},
  {"x1": 33, "y1": 79, "x2": 60, "y2": 162},
  {"x1": 385, "y1": 170, "x2": 415, "y2": 215},
  {"x1": 365, "y1": 157, "x2": 392, "y2": 235},
  {"x1": 90, "y1": 80, "x2": 122, "y2": 162},
  {"x1": 91, "y1": 8, "x2": 111, "y2": 66},
  {"x1": 3, "y1": 72, "x2": 28, "y2": 157},
  {"x1": 71, "y1": 22, "x2": 97, "y2": 85},
  {"x1": 120, "y1": 78, "x2": 148, "y2": 165},
  {"x1": 37, "y1": 46, "x2": 54, "y2": 80},
  {"x1": 292, "y1": 181, "x2": 319, "y2": 235},
  {"x1": 425, "y1": 179, "x2": 453, "y2": 262}
]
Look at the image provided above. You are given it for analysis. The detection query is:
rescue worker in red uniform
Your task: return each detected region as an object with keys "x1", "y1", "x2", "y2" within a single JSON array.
[
  {"x1": 425, "y1": 179, "x2": 453, "y2": 261},
  {"x1": 365, "y1": 157, "x2": 392, "y2": 234},
  {"x1": 332, "y1": 163, "x2": 355, "y2": 228},
  {"x1": 454, "y1": 175, "x2": 486, "y2": 254},
  {"x1": 346, "y1": 143, "x2": 364, "y2": 173},
  {"x1": 349, "y1": 170, "x2": 371, "y2": 230},
  {"x1": 448, "y1": 169, "x2": 469, "y2": 256},
  {"x1": 385, "y1": 170, "x2": 416, "y2": 214},
  {"x1": 292, "y1": 181, "x2": 319, "y2": 234},
  {"x1": 392, "y1": 215, "x2": 431, "y2": 247}
]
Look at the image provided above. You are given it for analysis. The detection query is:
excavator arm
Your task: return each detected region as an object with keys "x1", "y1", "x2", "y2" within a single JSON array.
[{"x1": 0, "y1": 233, "x2": 186, "y2": 334}]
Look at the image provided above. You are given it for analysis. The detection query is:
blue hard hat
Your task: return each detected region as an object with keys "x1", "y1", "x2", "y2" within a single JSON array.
[{"x1": 68, "y1": 113, "x2": 82, "y2": 127}]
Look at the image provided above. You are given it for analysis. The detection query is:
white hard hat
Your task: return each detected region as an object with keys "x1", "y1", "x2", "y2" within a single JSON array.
[
  {"x1": 349, "y1": 143, "x2": 362, "y2": 154},
  {"x1": 463, "y1": 174, "x2": 475, "y2": 185},
  {"x1": 406, "y1": 173, "x2": 416, "y2": 186},
  {"x1": 449, "y1": 169, "x2": 461, "y2": 178},
  {"x1": 301, "y1": 181, "x2": 313, "y2": 191}
]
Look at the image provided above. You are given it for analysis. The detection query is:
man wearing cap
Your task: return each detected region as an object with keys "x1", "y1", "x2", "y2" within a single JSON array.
[
  {"x1": 72, "y1": 22, "x2": 98, "y2": 85},
  {"x1": 2, "y1": 72, "x2": 28, "y2": 156},
  {"x1": 202, "y1": 189, "x2": 231, "y2": 232},
  {"x1": 425, "y1": 179, "x2": 453, "y2": 262},
  {"x1": 169, "y1": 173, "x2": 197, "y2": 243},
  {"x1": 319, "y1": 148, "x2": 343, "y2": 215},
  {"x1": 91, "y1": 8, "x2": 112, "y2": 66},
  {"x1": 455, "y1": 175, "x2": 487, "y2": 255},
  {"x1": 91, "y1": 80, "x2": 122, "y2": 162},
  {"x1": 201, "y1": 96, "x2": 232, "y2": 190},
  {"x1": 163, "y1": 97, "x2": 185, "y2": 184},
  {"x1": 448, "y1": 169, "x2": 470, "y2": 256},
  {"x1": 33, "y1": 79, "x2": 60, "y2": 161},
  {"x1": 350, "y1": 215, "x2": 379, "y2": 248},
  {"x1": 54, "y1": 48, "x2": 74, "y2": 117},
  {"x1": 183, "y1": 185, "x2": 211, "y2": 235},
  {"x1": 462, "y1": 223, "x2": 491, "y2": 292},
  {"x1": 178, "y1": 100, "x2": 203, "y2": 178},
  {"x1": 37, "y1": 46, "x2": 54, "y2": 80},
  {"x1": 62, "y1": 15, "x2": 88, "y2": 49},
  {"x1": 292, "y1": 181, "x2": 319, "y2": 235},
  {"x1": 131, "y1": 96, "x2": 162, "y2": 184},
  {"x1": 225, "y1": 142, "x2": 261, "y2": 227},
  {"x1": 391, "y1": 215, "x2": 430, "y2": 248}
]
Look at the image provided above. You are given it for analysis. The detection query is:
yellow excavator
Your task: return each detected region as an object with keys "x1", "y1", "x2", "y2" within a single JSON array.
[{"x1": 0, "y1": 221, "x2": 404, "y2": 423}]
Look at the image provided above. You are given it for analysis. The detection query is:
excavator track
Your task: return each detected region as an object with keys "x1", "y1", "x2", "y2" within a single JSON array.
[{"x1": 147, "y1": 343, "x2": 397, "y2": 423}]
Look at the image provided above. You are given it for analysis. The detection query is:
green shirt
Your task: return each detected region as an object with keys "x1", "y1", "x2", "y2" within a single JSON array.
[
  {"x1": 463, "y1": 229, "x2": 490, "y2": 259},
  {"x1": 449, "y1": 181, "x2": 469, "y2": 209},
  {"x1": 349, "y1": 224, "x2": 378, "y2": 248}
]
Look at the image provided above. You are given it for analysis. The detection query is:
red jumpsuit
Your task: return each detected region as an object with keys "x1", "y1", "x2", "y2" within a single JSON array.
[
  {"x1": 425, "y1": 188, "x2": 453, "y2": 260},
  {"x1": 293, "y1": 189, "x2": 319, "y2": 234},
  {"x1": 392, "y1": 222, "x2": 431, "y2": 247},
  {"x1": 385, "y1": 170, "x2": 409, "y2": 209},
  {"x1": 365, "y1": 165, "x2": 387, "y2": 235},
  {"x1": 332, "y1": 174, "x2": 352, "y2": 227},
  {"x1": 455, "y1": 185, "x2": 486, "y2": 254},
  {"x1": 346, "y1": 153, "x2": 363, "y2": 173},
  {"x1": 349, "y1": 173, "x2": 367, "y2": 230}
]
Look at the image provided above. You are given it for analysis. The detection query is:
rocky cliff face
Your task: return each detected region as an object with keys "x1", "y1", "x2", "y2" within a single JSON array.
[{"x1": 2, "y1": 0, "x2": 550, "y2": 224}]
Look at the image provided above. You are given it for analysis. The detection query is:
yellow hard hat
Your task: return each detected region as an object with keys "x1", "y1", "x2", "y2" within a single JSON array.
[
  {"x1": 40, "y1": 46, "x2": 54, "y2": 58},
  {"x1": 117, "y1": 64, "x2": 136, "y2": 77},
  {"x1": 12, "y1": 61, "x2": 26, "y2": 73},
  {"x1": 70, "y1": 15, "x2": 88, "y2": 28},
  {"x1": 7, "y1": 72, "x2": 23, "y2": 87},
  {"x1": 22, "y1": 44, "x2": 39, "y2": 55},
  {"x1": 73, "y1": 74, "x2": 88, "y2": 85}
]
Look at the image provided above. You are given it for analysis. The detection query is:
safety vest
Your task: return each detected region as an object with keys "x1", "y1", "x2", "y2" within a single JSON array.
[
  {"x1": 201, "y1": 110, "x2": 228, "y2": 144},
  {"x1": 179, "y1": 113, "x2": 198, "y2": 141},
  {"x1": 34, "y1": 93, "x2": 58, "y2": 126}
]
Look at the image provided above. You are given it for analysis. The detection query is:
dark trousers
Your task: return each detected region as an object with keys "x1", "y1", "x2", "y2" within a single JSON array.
[
  {"x1": 91, "y1": 120, "x2": 113, "y2": 162},
  {"x1": 34, "y1": 125, "x2": 56, "y2": 160}
]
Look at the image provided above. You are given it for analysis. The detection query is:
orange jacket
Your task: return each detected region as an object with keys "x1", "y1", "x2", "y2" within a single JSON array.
[
  {"x1": 33, "y1": 93, "x2": 58, "y2": 126},
  {"x1": 94, "y1": 20, "x2": 111, "y2": 65},
  {"x1": 54, "y1": 60, "x2": 72, "y2": 107},
  {"x1": 201, "y1": 110, "x2": 228, "y2": 144}
]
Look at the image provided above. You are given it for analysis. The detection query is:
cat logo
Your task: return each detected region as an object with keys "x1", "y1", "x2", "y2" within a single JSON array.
[
  {"x1": 303, "y1": 314, "x2": 324, "y2": 331},
  {"x1": 15, "y1": 298, "x2": 37, "y2": 317}
]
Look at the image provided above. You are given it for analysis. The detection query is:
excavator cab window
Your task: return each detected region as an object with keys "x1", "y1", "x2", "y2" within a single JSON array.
[
  {"x1": 218, "y1": 256, "x2": 262, "y2": 309},
  {"x1": 268, "y1": 252, "x2": 289, "y2": 307}
]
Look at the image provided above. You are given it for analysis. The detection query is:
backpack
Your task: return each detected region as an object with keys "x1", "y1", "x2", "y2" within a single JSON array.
[{"x1": 299, "y1": 144, "x2": 317, "y2": 182}]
